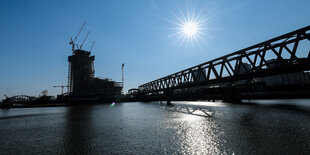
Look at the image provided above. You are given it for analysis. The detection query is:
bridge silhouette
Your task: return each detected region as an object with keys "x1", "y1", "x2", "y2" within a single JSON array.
[
  {"x1": 2, "y1": 95, "x2": 37, "y2": 106},
  {"x1": 133, "y1": 26, "x2": 310, "y2": 103}
]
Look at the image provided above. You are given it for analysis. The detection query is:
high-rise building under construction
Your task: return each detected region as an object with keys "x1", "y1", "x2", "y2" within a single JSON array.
[{"x1": 67, "y1": 49, "x2": 123, "y2": 101}]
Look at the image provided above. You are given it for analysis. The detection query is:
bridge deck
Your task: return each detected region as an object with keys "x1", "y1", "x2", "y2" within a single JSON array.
[{"x1": 136, "y1": 25, "x2": 310, "y2": 101}]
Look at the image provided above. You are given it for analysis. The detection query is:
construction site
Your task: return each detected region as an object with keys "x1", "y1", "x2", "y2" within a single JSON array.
[{"x1": 1, "y1": 22, "x2": 124, "y2": 107}]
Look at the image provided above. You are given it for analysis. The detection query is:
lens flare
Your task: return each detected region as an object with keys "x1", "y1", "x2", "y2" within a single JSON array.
[{"x1": 110, "y1": 102, "x2": 116, "y2": 108}]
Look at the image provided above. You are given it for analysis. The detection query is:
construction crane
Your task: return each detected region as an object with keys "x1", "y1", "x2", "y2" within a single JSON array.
[
  {"x1": 70, "y1": 21, "x2": 87, "y2": 52},
  {"x1": 53, "y1": 85, "x2": 68, "y2": 94},
  {"x1": 79, "y1": 31, "x2": 91, "y2": 49},
  {"x1": 90, "y1": 41, "x2": 95, "y2": 52}
]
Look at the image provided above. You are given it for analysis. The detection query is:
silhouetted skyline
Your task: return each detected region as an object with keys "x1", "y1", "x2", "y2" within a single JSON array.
[{"x1": 1, "y1": 0, "x2": 310, "y2": 97}]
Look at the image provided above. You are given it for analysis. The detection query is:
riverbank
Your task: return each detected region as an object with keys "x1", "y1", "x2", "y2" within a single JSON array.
[
  {"x1": 0, "y1": 103, "x2": 71, "y2": 109},
  {"x1": 0, "y1": 101, "x2": 123, "y2": 109}
]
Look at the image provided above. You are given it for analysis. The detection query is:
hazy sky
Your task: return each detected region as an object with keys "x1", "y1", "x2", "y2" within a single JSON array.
[{"x1": 0, "y1": 0, "x2": 310, "y2": 97}]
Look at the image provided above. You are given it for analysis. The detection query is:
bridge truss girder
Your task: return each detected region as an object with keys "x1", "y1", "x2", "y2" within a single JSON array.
[{"x1": 138, "y1": 26, "x2": 310, "y2": 95}]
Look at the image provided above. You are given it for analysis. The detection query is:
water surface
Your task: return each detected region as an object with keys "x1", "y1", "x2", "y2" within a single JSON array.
[{"x1": 0, "y1": 102, "x2": 309, "y2": 154}]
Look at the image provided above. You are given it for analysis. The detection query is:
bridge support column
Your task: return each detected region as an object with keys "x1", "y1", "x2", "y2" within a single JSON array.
[
  {"x1": 167, "y1": 100, "x2": 171, "y2": 105},
  {"x1": 223, "y1": 94, "x2": 242, "y2": 104}
]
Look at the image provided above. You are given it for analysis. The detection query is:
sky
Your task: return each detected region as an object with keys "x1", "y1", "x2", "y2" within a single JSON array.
[{"x1": 0, "y1": 0, "x2": 310, "y2": 97}]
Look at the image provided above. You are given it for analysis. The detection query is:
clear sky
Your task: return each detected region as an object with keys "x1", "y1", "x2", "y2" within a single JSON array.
[{"x1": 0, "y1": 0, "x2": 310, "y2": 97}]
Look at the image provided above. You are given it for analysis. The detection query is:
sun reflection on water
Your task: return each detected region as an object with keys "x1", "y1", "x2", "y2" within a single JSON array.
[
  {"x1": 177, "y1": 114, "x2": 221, "y2": 154},
  {"x1": 163, "y1": 101, "x2": 224, "y2": 154}
]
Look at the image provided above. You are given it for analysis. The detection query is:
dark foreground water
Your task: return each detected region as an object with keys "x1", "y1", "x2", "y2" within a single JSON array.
[{"x1": 0, "y1": 101, "x2": 309, "y2": 154}]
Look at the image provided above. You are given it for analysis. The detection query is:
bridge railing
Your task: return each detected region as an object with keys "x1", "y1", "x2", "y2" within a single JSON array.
[{"x1": 138, "y1": 25, "x2": 310, "y2": 94}]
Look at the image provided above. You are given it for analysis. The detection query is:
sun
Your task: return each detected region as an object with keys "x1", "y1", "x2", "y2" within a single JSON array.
[
  {"x1": 170, "y1": 6, "x2": 210, "y2": 49},
  {"x1": 182, "y1": 22, "x2": 199, "y2": 36},
  {"x1": 161, "y1": 1, "x2": 217, "y2": 50},
  {"x1": 175, "y1": 16, "x2": 204, "y2": 49}
]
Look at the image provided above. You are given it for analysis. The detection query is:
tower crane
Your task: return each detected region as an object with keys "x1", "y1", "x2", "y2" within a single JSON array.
[
  {"x1": 90, "y1": 41, "x2": 96, "y2": 52},
  {"x1": 70, "y1": 21, "x2": 87, "y2": 52},
  {"x1": 79, "y1": 31, "x2": 91, "y2": 49},
  {"x1": 53, "y1": 85, "x2": 68, "y2": 94}
]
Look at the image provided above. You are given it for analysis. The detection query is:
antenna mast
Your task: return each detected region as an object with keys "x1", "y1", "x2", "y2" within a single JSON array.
[{"x1": 122, "y1": 63, "x2": 124, "y2": 90}]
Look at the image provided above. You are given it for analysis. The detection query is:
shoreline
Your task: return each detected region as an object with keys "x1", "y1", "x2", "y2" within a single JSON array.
[{"x1": 0, "y1": 103, "x2": 72, "y2": 109}]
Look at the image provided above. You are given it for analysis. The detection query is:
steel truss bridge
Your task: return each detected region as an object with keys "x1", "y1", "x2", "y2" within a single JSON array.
[
  {"x1": 2, "y1": 95, "x2": 37, "y2": 106},
  {"x1": 136, "y1": 26, "x2": 310, "y2": 102}
]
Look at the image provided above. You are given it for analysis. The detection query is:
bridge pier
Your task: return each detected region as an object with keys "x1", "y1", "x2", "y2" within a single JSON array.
[
  {"x1": 167, "y1": 100, "x2": 172, "y2": 105},
  {"x1": 222, "y1": 95, "x2": 242, "y2": 104}
]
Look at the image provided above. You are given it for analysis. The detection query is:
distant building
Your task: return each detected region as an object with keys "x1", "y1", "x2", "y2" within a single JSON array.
[
  {"x1": 192, "y1": 69, "x2": 207, "y2": 82},
  {"x1": 232, "y1": 59, "x2": 310, "y2": 86},
  {"x1": 236, "y1": 62, "x2": 252, "y2": 74},
  {"x1": 256, "y1": 59, "x2": 310, "y2": 86},
  {"x1": 257, "y1": 71, "x2": 310, "y2": 86}
]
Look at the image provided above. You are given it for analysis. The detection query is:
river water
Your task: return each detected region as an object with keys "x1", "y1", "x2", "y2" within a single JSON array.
[{"x1": 0, "y1": 101, "x2": 309, "y2": 154}]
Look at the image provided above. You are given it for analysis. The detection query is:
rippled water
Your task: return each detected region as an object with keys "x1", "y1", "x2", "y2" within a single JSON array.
[{"x1": 0, "y1": 102, "x2": 309, "y2": 154}]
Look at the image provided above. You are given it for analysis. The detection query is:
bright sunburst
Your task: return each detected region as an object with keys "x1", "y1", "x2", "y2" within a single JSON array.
[
  {"x1": 173, "y1": 13, "x2": 207, "y2": 49},
  {"x1": 181, "y1": 22, "x2": 199, "y2": 36},
  {"x1": 164, "y1": 0, "x2": 216, "y2": 50}
]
